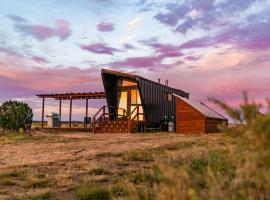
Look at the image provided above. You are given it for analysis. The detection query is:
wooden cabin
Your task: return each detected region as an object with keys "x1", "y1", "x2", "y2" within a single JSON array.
[
  {"x1": 93, "y1": 69, "x2": 189, "y2": 133},
  {"x1": 37, "y1": 69, "x2": 227, "y2": 134},
  {"x1": 175, "y1": 95, "x2": 228, "y2": 134}
]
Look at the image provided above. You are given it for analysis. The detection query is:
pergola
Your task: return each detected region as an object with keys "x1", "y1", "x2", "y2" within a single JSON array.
[{"x1": 36, "y1": 92, "x2": 106, "y2": 128}]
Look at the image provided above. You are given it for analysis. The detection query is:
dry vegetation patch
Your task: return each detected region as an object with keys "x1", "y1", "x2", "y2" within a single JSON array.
[{"x1": 0, "y1": 132, "x2": 244, "y2": 199}]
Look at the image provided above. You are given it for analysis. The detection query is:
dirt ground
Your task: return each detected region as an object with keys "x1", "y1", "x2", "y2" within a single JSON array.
[{"x1": 0, "y1": 132, "x2": 206, "y2": 169}]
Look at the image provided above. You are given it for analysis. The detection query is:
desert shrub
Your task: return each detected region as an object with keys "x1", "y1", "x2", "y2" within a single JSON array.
[
  {"x1": 75, "y1": 185, "x2": 111, "y2": 200},
  {"x1": 122, "y1": 150, "x2": 154, "y2": 162},
  {"x1": 111, "y1": 184, "x2": 128, "y2": 197},
  {"x1": 89, "y1": 167, "x2": 111, "y2": 176},
  {"x1": 20, "y1": 192, "x2": 51, "y2": 200},
  {"x1": 0, "y1": 100, "x2": 33, "y2": 132}
]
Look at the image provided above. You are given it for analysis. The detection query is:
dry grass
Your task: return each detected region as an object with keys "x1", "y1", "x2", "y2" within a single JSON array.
[{"x1": 0, "y1": 132, "x2": 235, "y2": 199}]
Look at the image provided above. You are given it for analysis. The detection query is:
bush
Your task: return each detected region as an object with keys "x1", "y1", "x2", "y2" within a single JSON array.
[
  {"x1": 75, "y1": 185, "x2": 111, "y2": 200},
  {"x1": 0, "y1": 100, "x2": 33, "y2": 132}
]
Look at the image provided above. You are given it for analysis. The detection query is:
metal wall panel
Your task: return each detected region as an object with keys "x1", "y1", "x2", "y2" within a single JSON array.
[{"x1": 138, "y1": 77, "x2": 189, "y2": 125}]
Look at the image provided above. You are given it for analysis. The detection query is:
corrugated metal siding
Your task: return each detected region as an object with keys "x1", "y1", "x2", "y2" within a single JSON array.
[{"x1": 138, "y1": 77, "x2": 189, "y2": 125}]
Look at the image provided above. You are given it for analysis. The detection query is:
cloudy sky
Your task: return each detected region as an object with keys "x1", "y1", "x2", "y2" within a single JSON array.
[{"x1": 0, "y1": 0, "x2": 269, "y2": 120}]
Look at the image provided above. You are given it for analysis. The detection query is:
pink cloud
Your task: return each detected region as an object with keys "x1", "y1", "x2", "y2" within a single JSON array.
[
  {"x1": 80, "y1": 42, "x2": 119, "y2": 55},
  {"x1": 14, "y1": 19, "x2": 72, "y2": 41},
  {"x1": 55, "y1": 19, "x2": 72, "y2": 40},
  {"x1": 97, "y1": 21, "x2": 114, "y2": 32}
]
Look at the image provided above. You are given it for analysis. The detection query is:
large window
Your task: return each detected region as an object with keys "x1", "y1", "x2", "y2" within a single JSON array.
[{"x1": 118, "y1": 79, "x2": 137, "y2": 87}]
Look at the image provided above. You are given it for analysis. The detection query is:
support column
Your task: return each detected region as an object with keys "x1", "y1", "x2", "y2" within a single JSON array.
[
  {"x1": 59, "y1": 99, "x2": 62, "y2": 127},
  {"x1": 69, "y1": 97, "x2": 72, "y2": 128},
  {"x1": 41, "y1": 98, "x2": 45, "y2": 128},
  {"x1": 85, "y1": 98, "x2": 89, "y2": 127}
]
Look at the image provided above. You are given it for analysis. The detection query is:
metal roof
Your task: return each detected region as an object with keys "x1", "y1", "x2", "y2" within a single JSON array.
[
  {"x1": 174, "y1": 94, "x2": 227, "y2": 120},
  {"x1": 102, "y1": 68, "x2": 189, "y2": 96}
]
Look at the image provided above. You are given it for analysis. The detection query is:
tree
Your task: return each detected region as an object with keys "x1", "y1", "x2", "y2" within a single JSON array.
[{"x1": 0, "y1": 100, "x2": 33, "y2": 132}]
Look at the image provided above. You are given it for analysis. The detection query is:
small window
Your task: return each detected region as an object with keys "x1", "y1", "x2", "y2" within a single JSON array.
[
  {"x1": 164, "y1": 92, "x2": 172, "y2": 102},
  {"x1": 167, "y1": 93, "x2": 172, "y2": 102}
]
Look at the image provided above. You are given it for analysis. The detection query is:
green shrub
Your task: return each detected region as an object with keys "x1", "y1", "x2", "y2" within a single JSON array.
[
  {"x1": 75, "y1": 185, "x2": 111, "y2": 200},
  {"x1": 111, "y1": 184, "x2": 128, "y2": 197},
  {"x1": 0, "y1": 100, "x2": 33, "y2": 132},
  {"x1": 20, "y1": 192, "x2": 51, "y2": 200}
]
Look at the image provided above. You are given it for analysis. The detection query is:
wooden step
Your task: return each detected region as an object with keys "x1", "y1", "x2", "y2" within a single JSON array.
[{"x1": 94, "y1": 120, "x2": 129, "y2": 133}]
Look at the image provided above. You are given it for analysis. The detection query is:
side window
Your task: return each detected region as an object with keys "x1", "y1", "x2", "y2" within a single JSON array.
[
  {"x1": 167, "y1": 93, "x2": 172, "y2": 102},
  {"x1": 164, "y1": 92, "x2": 172, "y2": 102}
]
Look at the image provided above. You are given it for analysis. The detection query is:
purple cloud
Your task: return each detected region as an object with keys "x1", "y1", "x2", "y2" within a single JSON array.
[
  {"x1": 32, "y1": 56, "x2": 48, "y2": 64},
  {"x1": 6, "y1": 14, "x2": 27, "y2": 23},
  {"x1": 175, "y1": 17, "x2": 197, "y2": 34},
  {"x1": 154, "y1": 3, "x2": 190, "y2": 26},
  {"x1": 80, "y1": 42, "x2": 119, "y2": 55},
  {"x1": 14, "y1": 19, "x2": 72, "y2": 41},
  {"x1": 180, "y1": 18, "x2": 270, "y2": 50},
  {"x1": 150, "y1": 43, "x2": 183, "y2": 58},
  {"x1": 123, "y1": 43, "x2": 135, "y2": 50},
  {"x1": 15, "y1": 24, "x2": 54, "y2": 40},
  {"x1": 97, "y1": 21, "x2": 114, "y2": 32},
  {"x1": 110, "y1": 42, "x2": 184, "y2": 70},
  {"x1": 155, "y1": 0, "x2": 256, "y2": 34},
  {"x1": 180, "y1": 36, "x2": 214, "y2": 49},
  {"x1": 184, "y1": 55, "x2": 201, "y2": 61}
]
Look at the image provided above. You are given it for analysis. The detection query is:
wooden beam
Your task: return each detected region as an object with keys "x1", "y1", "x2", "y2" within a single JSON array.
[
  {"x1": 59, "y1": 99, "x2": 62, "y2": 127},
  {"x1": 69, "y1": 97, "x2": 72, "y2": 128},
  {"x1": 85, "y1": 98, "x2": 89, "y2": 127},
  {"x1": 41, "y1": 98, "x2": 45, "y2": 128}
]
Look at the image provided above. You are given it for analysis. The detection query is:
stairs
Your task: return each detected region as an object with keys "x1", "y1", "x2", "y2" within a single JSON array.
[
  {"x1": 92, "y1": 105, "x2": 145, "y2": 134},
  {"x1": 94, "y1": 120, "x2": 129, "y2": 133}
]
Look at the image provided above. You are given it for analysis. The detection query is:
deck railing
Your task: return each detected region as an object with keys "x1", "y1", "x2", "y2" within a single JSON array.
[{"x1": 127, "y1": 105, "x2": 145, "y2": 133}]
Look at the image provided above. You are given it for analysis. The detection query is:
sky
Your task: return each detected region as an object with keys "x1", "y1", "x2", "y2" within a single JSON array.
[{"x1": 0, "y1": 0, "x2": 270, "y2": 121}]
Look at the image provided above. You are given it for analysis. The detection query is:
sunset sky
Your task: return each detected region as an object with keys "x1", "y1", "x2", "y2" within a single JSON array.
[{"x1": 0, "y1": 0, "x2": 269, "y2": 120}]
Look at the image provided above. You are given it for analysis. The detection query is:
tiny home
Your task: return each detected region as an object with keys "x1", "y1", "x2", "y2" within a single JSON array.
[
  {"x1": 101, "y1": 69, "x2": 189, "y2": 132},
  {"x1": 37, "y1": 69, "x2": 227, "y2": 134},
  {"x1": 175, "y1": 95, "x2": 228, "y2": 133}
]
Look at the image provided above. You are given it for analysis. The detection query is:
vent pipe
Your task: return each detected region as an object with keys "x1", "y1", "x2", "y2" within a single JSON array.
[
  {"x1": 158, "y1": 79, "x2": 161, "y2": 84},
  {"x1": 165, "y1": 80, "x2": 168, "y2": 87}
]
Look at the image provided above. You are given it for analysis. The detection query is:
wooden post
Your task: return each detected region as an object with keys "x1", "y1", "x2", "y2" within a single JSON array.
[
  {"x1": 93, "y1": 117, "x2": 95, "y2": 134},
  {"x1": 69, "y1": 97, "x2": 72, "y2": 128},
  {"x1": 41, "y1": 98, "x2": 45, "y2": 128},
  {"x1": 85, "y1": 98, "x2": 89, "y2": 127},
  {"x1": 59, "y1": 99, "x2": 62, "y2": 127}
]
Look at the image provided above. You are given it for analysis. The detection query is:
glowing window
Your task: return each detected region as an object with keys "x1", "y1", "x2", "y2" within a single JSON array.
[{"x1": 121, "y1": 80, "x2": 137, "y2": 86}]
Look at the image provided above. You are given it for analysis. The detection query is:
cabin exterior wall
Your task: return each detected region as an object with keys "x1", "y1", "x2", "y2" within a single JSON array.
[
  {"x1": 175, "y1": 97, "x2": 206, "y2": 134},
  {"x1": 138, "y1": 77, "x2": 189, "y2": 126}
]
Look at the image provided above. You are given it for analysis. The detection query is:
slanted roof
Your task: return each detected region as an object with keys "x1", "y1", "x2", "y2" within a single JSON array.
[
  {"x1": 102, "y1": 69, "x2": 139, "y2": 80},
  {"x1": 174, "y1": 94, "x2": 227, "y2": 120},
  {"x1": 102, "y1": 68, "x2": 189, "y2": 97}
]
